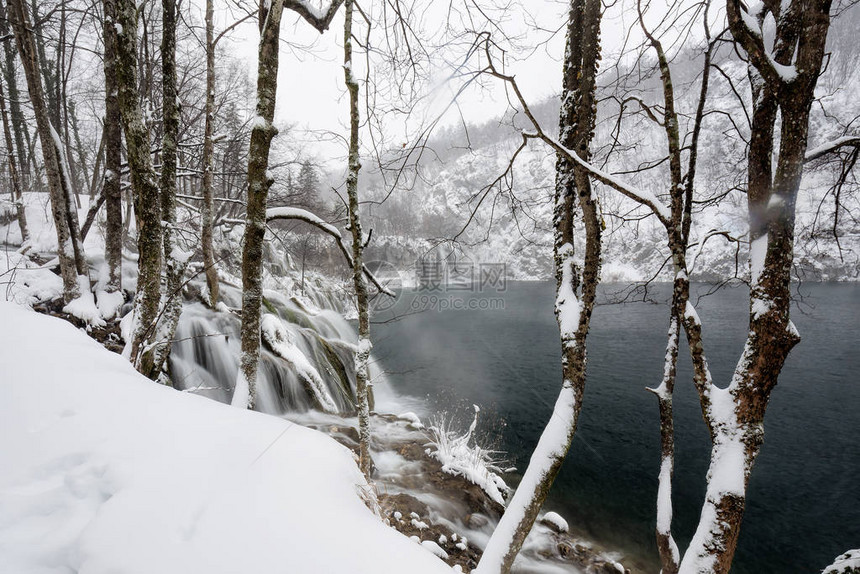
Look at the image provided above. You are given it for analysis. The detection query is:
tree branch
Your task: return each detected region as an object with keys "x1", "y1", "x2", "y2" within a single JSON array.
[
  {"x1": 725, "y1": 0, "x2": 792, "y2": 88},
  {"x1": 266, "y1": 207, "x2": 395, "y2": 297},
  {"x1": 804, "y1": 135, "x2": 860, "y2": 162},
  {"x1": 284, "y1": 0, "x2": 344, "y2": 32}
]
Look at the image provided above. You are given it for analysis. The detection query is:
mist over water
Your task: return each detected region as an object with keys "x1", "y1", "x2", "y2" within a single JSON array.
[{"x1": 373, "y1": 282, "x2": 860, "y2": 573}]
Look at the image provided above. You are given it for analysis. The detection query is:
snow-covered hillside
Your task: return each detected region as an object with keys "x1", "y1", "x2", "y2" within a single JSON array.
[
  {"x1": 0, "y1": 302, "x2": 451, "y2": 574},
  {"x1": 358, "y1": 11, "x2": 860, "y2": 283}
]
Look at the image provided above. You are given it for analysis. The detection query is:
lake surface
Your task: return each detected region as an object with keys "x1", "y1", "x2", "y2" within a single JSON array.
[{"x1": 372, "y1": 282, "x2": 860, "y2": 573}]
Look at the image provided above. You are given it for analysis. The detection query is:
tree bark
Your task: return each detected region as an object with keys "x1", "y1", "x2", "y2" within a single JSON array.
[
  {"x1": 114, "y1": 0, "x2": 163, "y2": 369},
  {"x1": 474, "y1": 1, "x2": 602, "y2": 571},
  {"x1": 676, "y1": 1, "x2": 833, "y2": 571},
  {"x1": 201, "y1": 0, "x2": 219, "y2": 308},
  {"x1": 144, "y1": 0, "x2": 187, "y2": 381},
  {"x1": 635, "y1": 11, "x2": 715, "y2": 571},
  {"x1": 69, "y1": 101, "x2": 91, "y2": 200},
  {"x1": 104, "y1": 0, "x2": 122, "y2": 293},
  {"x1": 234, "y1": 0, "x2": 343, "y2": 409},
  {"x1": 7, "y1": 0, "x2": 84, "y2": 303},
  {"x1": 28, "y1": 0, "x2": 60, "y2": 129},
  {"x1": 342, "y1": 0, "x2": 372, "y2": 478},
  {"x1": 0, "y1": 0, "x2": 30, "y2": 196},
  {"x1": 234, "y1": 0, "x2": 287, "y2": 409},
  {"x1": 0, "y1": 71, "x2": 27, "y2": 243},
  {"x1": 58, "y1": 4, "x2": 82, "y2": 209}
]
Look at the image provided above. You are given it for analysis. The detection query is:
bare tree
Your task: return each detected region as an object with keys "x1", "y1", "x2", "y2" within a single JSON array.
[
  {"x1": 473, "y1": 0, "x2": 603, "y2": 568},
  {"x1": 144, "y1": 0, "x2": 188, "y2": 380},
  {"x1": 233, "y1": 0, "x2": 344, "y2": 409},
  {"x1": 8, "y1": 0, "x2": 87, "y2": 303},
  {"x1": 0, "y1": 0, "x2": 32, "y2": 198},
  {"x1": 343, "y1": 0, "x2": 372, "y2": 479},
  {"x1": 0, "y1": 70, "x2": 28, "y2": 243},
  {"x1": 201, "y1": 0, "x2": 219, "y2": 308},
  {"x1": 669, "y1": 0, "x2": 837, "y2": 570},
  {"x1": 114, "y1": 0, "x2": 163, "y2": 369},
  {"x1": 104, "y1": 0, "x2": 123, "y2": 293}
]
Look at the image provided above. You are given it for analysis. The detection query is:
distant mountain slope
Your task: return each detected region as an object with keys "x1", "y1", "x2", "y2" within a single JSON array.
[{"x1": 361, "y1": 9, "x2": 860, "y2": 283}]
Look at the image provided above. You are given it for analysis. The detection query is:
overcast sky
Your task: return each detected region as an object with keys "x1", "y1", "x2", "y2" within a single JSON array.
[{"x1": 197, "y1": 0, "x2": 695, "y2": 165}]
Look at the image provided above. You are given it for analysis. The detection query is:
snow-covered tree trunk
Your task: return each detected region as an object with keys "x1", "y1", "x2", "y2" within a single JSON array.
[
  {"x1": 0, "y1": 69, "x2": 28, "y2": 243},
  {"x1": 475, "y1": 1, "x2": 602, "y2": 571},
  {"x1": 235, "y1": 0, "x2": 343, "y2": 409},
  {"x1": 103, "y1": 0, "x2": 122, "y2": 293},
  {"x1": 636, "y1": 16, "x2": 712, "y2": 571},
  {"x1": 676, "y1": 1, "x2": 833, "y2": 571},
  {"x1": 114, "y1": 0, "x2": 163, "y2": 370},
  {"x1": 7, "y1": 0, "x2": 85, "y2": 303},
  {"x1": 144, "y1": 0, "x2": 187, "y2": 381},
  {"x1": 201, "y1": 0, "x2": 220, "y2": 308},
  {"x1": 235, "y1": 0, "x2": 287, "y2": 409},
  {"x1": 342, "y1": 0, "x2": 372, "y2": 478}
]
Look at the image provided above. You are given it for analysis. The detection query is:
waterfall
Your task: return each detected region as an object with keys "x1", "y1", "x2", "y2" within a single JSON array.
[{"x1": 169, "y1": 281, "x2": 366, "y2": 416}]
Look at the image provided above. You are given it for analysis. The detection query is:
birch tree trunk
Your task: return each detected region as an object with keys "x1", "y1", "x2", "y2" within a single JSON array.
[
  {"x1": 475, "y1": 1, "x2": 602, "y2": 571},
  {"x1": 7, "y1": 0, "x2": 84, "y2": 303},
  {"x1": 342, "y1": 0, "x2": 372, "y2": 478},
  {"x1": 114, "y1": 0, "x2": 163, "y2": 370},
  {"x1": 201, "y1": 0, "x2": 219, "y2": 308},
  {"x1": 103, "y1": 0, "x2": 123, "y2": 293}
]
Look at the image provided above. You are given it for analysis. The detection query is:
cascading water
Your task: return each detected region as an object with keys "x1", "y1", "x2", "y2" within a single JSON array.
[{"x1": 169, "y1": 282, "x2": 372, "y2": 416}]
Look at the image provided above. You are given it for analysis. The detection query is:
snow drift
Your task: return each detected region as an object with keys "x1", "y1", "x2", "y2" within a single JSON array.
[{"x1": 0, "y1": 302, "x2": 450, "y2": 574}]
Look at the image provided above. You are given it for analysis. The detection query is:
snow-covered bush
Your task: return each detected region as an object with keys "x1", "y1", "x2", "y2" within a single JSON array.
[{"x1": 424, "y1": 405, "x2": 511, "y2": 507}]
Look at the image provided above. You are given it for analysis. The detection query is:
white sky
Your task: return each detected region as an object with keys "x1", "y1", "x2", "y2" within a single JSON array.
[{"x1": 197, "y1": 0, "x2": 688, "y2": 164}]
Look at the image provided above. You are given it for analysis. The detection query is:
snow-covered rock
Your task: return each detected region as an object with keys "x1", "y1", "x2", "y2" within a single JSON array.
[
  {"x1": 824, "y1": 549, "x2": 860, "y2": 574},
  {"x1": 397, "y1": 411, "x2": 424, "y2": 429},
  {"x1": 539, "y1": 511, "x2": 570, "y2": 533},
  {"x1": 421, "y1": 540, "x2": 449, "y2": 560}
]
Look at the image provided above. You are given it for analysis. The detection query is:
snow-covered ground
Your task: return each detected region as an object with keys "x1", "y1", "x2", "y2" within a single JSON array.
[{"x1": 0, "y1": 302, "x2": 451, "y2": 574}]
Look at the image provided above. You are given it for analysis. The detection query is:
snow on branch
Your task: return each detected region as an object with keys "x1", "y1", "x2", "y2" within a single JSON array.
[
  {"x1": 725, "y1": 0, "x2": 794, "y2": 88},
  {"x1": 804, "y1": 135, "x2": 860, "y2": 163},
  {"x1": 533, "y1": 130, "x2": 672, "y2": 224},
  {"x1": 265, "y1": 207, "x2": 395, "y2": 297},
  {"x1": 267, "y1": 207, "x2": 342, "y2": 237},
  {"x1": 284, "y1": 0, "x2": 344, "y2": 32},
  {"x1": 475, "y1": 33, "x2": 671, "y2": 226}
]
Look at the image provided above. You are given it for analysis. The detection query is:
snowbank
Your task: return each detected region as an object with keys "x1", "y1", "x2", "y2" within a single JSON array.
[{"x1": 0, "y1": 303, "x2": 450, "y2": 574}]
